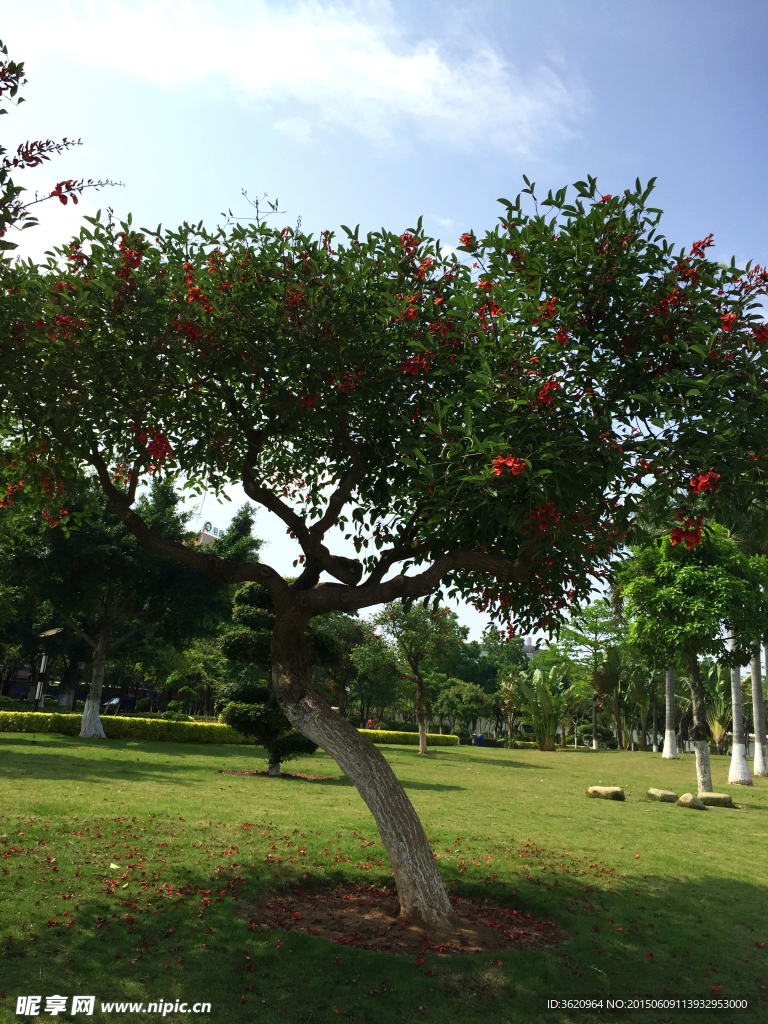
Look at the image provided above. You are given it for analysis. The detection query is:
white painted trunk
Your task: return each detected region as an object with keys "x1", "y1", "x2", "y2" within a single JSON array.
[
  {"x1": 79, "y1": 630, "x2": 108, "y2": 739},
  {"x1": 415, "y1": 674, "x2": 427, "y2": 755},
  {"x1": 662, "y1": 666, "x2": 678, "y2": 758},
  {"x1": 267, "y1": 759, "x2": 282, "y2": 777},
  {"x1": 729, "y1": 653, "x2": 752, "y2": 786},
  {"x1": 751, "y1": 651, "x2": 768, "y2": 777},
  {"x1": 417, "y1": 717, "x2": 427, "y2": 755},
  {"x1": 693, "y1": 740, "x2": 712, "y2": 794},
  {"x1": 591, "y1": 704, "x2": 598, "y2": 750}
]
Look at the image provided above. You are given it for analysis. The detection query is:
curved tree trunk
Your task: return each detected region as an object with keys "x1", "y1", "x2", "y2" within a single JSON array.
[
  {"x1": 414, "y1": 671, "x2": 428, "y2": 755},
  {"x1": 662, "y1": 665, "x2": 678, "y2": 759},
  {"x1": 754, "y1": 648, "x2": 768, "y2": 777},
  {"x1": 687, "y1": 654, "x2": 712, "y2": 793},
  {"x1": 591, "y1": 701, "x2": 599, "y2": 750},
  {"x1": 79, "y1": 624, "x2": 110, "y2": 739},
  {"x1": 728, "y1": 648, "x2": 752, "y2": 786},
  {"x1": 272, "y1": 618, "x2": 458, "y2": 931}
]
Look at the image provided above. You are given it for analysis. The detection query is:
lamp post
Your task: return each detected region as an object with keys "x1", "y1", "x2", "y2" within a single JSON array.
[{"x1": 36, "y1": 628, "x2": 64, "y2": 709}]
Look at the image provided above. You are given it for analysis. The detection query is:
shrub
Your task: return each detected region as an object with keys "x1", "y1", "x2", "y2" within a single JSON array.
[
  {"x1": 135, "y1": 698, "x2": 152, "y2": 712},
  {"x1": 0, "y1": 710, "x2": 254, "y2": 744},
  {"x1": 161, "y1": 710, "x2": 192, "y2": 721}
]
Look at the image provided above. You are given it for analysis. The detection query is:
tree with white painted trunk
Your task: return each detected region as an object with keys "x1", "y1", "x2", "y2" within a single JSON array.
[
  {"x1": 4, "y1": 184, "x2": 768, "y2": 929},
  {"x1": 616, "y1": 525, "x2": 763, "y2": 794},
  {"x1": 754, "y1": 650, "x2": 768, "y2": 776},
  {"x1": 0, "y1": 480, "x2": 222, "y2": 738},
  {"x1": 662, "y1": 666, "x2": 679, "y2": 759},
  {"x1": 727, "y1": 638, "x2": 752, "y2": 785}
]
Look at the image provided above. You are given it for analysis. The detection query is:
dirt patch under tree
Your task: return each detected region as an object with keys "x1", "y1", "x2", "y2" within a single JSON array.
[{"x1": 241, "y1": 881, "x2": 563, "y2": 957}]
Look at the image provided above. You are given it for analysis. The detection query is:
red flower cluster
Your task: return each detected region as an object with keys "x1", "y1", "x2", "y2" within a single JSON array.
[
  {"x1": 689, "y1": 234, "x2": 714, "y2": 259},
  {"x1": 538, "y1": 297, "x2": 557, "y2": 321},
  {"x1": 526, "y1": 500, "x2": 560, "y2": 531},
  {"x1": 753, "y1": 324, "x2": 768, "y2": 343},
  {"x1": 555, "y1": 327, "x2": 569, "y2": 345},
  {"x1": 670, "y1": 515, "x2": 703, "y2": 550},
  {"x1": 720, "y1": 311, "x2": 737, "y2": 333},
  {"x1": 400, "y1": 232, "x2": 421, "y2": 258},
  {"x1": 477, "y1": 279, "x2": 493, "y2": 292},
  {"x1": 689, "y1": 469, "x2": 720, "y2": 493},
  {"x1": 183, "y1": 262, "x2": 213, "y2": 312},
  {"x1": 133, "y1": 425, "x2": 172, "y2": 467},
  {"x1": 459, "y1": 233, "x2": 475, "y2": 249},
  {"x1": 174, "y1": 319, "x2": 202, "y2": 342},
  {"x1": 491, "y1": 455, "x2": 526, "y2": 477},
  {"x1": 536, "y1": 377, "x2": 562, "y2": 408},
  {"x1": 402, "y1": 353, "x2": 431, "y2": 375}
]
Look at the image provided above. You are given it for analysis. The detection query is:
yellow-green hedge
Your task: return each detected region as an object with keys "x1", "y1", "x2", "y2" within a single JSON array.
[
  {"x1": 360, "y1": 729, "x2": 458, "y2": 746},
  {"x1": 0, "y1": 711, "x2": 254, "y2": 744},
  {"x1": 0, "y1": 711, "x2": 457, "y2": 747}
]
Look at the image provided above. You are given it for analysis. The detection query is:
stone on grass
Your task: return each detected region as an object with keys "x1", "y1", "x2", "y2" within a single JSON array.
[
  {"x1": 677, "y1": 792, "x2": 706, "y2": 810},
  {"x1": 647, "y1": 787, "x2": 678, "y2": 802},
  {"x1": 697, "y1": 792, "x2": 733, "y2": 807},
  {"x1": 587, "y1": 785, "x2": 625, "y2": 800}
]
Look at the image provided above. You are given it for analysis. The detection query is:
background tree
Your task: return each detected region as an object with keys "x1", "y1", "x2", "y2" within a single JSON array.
[
  {"x1": 3, "y1": 179, "x2": 767, "y2": 930},
  {"x1": 217, "y1": 680, "x2": 318, "y2": 776},
  {"x1": 363, "y1": 601, "x2": 466, "y2": 754},
  {"x1": 0, "y1": 479, "x2": 222, "y2": 736},
  {"x1": 616, "y1": 525, "x2": 763, "y2": 793}
]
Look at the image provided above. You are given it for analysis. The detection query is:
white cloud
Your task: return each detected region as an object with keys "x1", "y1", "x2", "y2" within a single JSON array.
[
  {"x1": 274, "y1": 116, "x2": 314, "y2": 144},
  {"x1": 8, "y1": 0, "x2": 586, "y2": 153}
]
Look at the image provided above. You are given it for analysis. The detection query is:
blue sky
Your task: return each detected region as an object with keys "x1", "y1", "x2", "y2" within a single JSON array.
[{"x1": 5, "y1": 0, "x2": 767, "y2": 637}]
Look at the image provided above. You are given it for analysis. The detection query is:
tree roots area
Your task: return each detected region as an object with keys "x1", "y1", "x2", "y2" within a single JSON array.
[{"x1": 243, "y1": 881, "x2": 562, "y2": 956}]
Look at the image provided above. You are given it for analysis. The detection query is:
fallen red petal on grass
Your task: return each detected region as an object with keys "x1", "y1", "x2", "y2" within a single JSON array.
[
  {"x1": 757, "y1": 943, "x2": 765, "y2": 948},
  {"x1": 635, "y1": 854, "x2": 640, "y2": 859}
]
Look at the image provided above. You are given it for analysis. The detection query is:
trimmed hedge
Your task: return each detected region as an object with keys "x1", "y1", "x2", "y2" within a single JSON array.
[
  {"x1": 361, "y1": 729, "x2": 458, "y2": 746},
  {"x1": 0, "y1": 712, "x2": 457, "y2": 747},
  {"x1": 0, "y1": 711, "x2": 254, "y2": 744}
]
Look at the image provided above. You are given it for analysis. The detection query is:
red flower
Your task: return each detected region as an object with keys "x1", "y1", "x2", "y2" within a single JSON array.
[
  {"x1": 670, "y1": 516, "x2": 703, "y2": 549},
  {"x1": 555, "y1": 327, "x2": 569, "y2": 345},
  {"x1": 477, "y1": 279, "x2": 493, "y2": 292},
  {"x1": 491, "y1": 455, "x2": 526, "y2": 477},
  {"x1": 690, "y1": 469, "x2": 720, "y2": 493},
  {"x1": 752, "y1": 324, "x2": 768, "y2": 343},
  {"x1": 535, "y1": 377, "x2": 562, "y2": 408},
  {"x1": 597, "y1": 195, "x2": 612, "y2": 204},
  {"x1": 689, "y1": 233, "x2": 714, "y2": 258},
  {"x1": 402, "y1": 353, "x2": 431, "y2": 375},
  {"x1": 459, "y1": 233, "x2": 475, "y2": 248},
  {"x1": 720, "y1": 312, "x2": 737, "y2": 332}
]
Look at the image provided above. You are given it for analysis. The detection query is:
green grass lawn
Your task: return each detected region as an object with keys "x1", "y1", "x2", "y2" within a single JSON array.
[{"x1": 0, "y1": 734, "x2": 766, "y2": 1024}]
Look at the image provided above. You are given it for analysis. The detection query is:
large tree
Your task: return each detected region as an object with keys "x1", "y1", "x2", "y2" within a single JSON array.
[{"x1": 2, "y1": 180, "x2": 767, "y2": 928}]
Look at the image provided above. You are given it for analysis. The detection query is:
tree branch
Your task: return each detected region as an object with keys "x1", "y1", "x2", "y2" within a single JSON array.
[
  {"x1": 87, "y1": 446, "x2": 290, "y2": 596},
  {"x1": 58, "y1": 612, "x2": 97, "y2": 650},
  {"x1": 309, "y1": 458, "x2": 365, "y2": 541},
  {"x1": 301, "y1": 548, "x2": 535, "y2": 615},
  {"x1": 242, "y1": 466, "x2": 363, "y2": 587}
]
